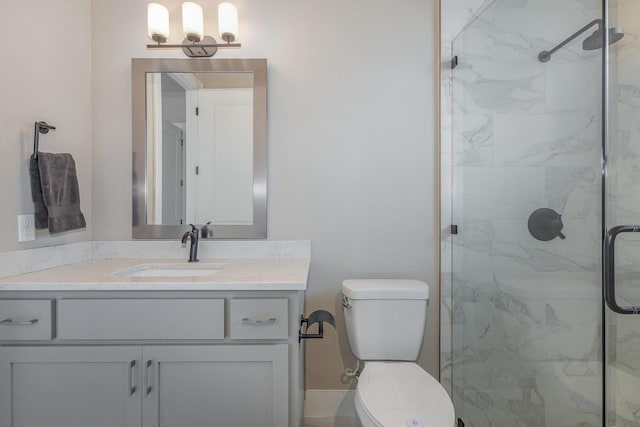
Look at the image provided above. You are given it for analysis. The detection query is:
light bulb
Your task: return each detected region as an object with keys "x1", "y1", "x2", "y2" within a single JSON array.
[
  {"x1": 147, "y1": 3, "x2": 169, "y2": 43},
  {"x1": 182, "y1": 2, "x2": 204, "y2": 42},
  {"x1": 218, "y1": 2, "x2": 238, "y2": 43}
]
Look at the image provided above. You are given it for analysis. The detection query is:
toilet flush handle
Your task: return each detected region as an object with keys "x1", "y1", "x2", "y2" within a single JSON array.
[{"x1": 341, "y1": 294, "x2": 352, "y2": 308}]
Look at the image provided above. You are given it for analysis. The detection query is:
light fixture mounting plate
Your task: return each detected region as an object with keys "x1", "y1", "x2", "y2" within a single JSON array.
[{"x1": 181, "y1": 35, "x2": 218, "y2": 57}]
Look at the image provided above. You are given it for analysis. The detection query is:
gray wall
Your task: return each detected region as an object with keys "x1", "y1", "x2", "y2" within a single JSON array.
[{"x1": 0, "y1": 0, "x2": 92, "y2": 252}]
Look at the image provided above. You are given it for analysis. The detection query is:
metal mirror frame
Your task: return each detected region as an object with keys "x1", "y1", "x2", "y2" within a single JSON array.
[{"x1": 131, "y1": 58, "x2": 267, "y2": 239}]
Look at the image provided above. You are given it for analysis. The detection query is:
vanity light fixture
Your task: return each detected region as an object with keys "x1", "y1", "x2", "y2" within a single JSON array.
[{"x1": 146, "y1": 2, "x2": 241, "y2": 58}]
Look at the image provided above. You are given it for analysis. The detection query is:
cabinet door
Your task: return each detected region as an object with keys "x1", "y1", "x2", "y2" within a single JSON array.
[
  {"x1": 142, "y1": 345, "x2": 288, "y2": 427},
  {"x1": 0, "y1": 346, "x2": 142, "y2": 427}
]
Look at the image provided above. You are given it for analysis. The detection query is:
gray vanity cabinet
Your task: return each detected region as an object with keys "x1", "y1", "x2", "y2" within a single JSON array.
[
  {"x1": 0, "y1": 293, "x2": 303, "y2": 427},
  {"x1": 142, "y1": 345, "x2": 288, "y2": 427},
  {"x1": 0, "y1": 344, "x2": 288, "y2": 427},
  {"x1": 0, "y1": 346, "x2": 141, "y2": 427}
]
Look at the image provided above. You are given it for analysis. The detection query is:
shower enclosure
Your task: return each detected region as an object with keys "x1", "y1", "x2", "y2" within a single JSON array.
[{"x1": 442, "y1": 0, "x2": 640, "y2": 425}]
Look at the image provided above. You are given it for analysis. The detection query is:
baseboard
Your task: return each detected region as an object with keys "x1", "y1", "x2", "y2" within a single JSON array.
[{"x1": 304, "y1": 389, "x2": 357, "y2": 419}]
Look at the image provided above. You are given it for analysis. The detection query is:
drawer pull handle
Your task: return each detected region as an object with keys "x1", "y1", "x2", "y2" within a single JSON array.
[
  {"x1": 241, "y1": 317, "x2": 276, "y2": 325},
  {"x1": 0, "y1": 318, "x2": 39, "y2": 326},
  {"x1": 128, "y1": 360, "x2": 137, "y2": 396},
  {"x1": 145, "y1": 360, "x2": 153, "y2": 395}
]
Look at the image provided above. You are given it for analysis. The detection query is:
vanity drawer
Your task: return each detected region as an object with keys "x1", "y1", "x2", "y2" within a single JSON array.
[
  {"x1": 57, "y1": 299, "x2": 224, "y2": 340},
  {"x1": 0, "y1": 300, "x2": 53, "y2": 341},
  {"x1": 229, "y1": 298, "x2": 288, "y2": 340}
]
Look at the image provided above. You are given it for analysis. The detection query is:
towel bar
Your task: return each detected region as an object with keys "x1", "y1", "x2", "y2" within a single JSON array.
[{"x1": 32, "y1": 121, "x2": 56, "y2": 160}]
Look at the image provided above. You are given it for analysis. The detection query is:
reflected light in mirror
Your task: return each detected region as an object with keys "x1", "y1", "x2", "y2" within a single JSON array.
[
  {"x1": 147, "y1": 3, "x2": 170, "y2": 43},
  {"x1": 182, "y1": 2, "x2": 204, "y2": 42}
]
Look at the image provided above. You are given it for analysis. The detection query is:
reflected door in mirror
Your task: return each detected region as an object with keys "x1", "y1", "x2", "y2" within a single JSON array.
[
  {"x1": 187, "y1": 88, "x2": 253, "y2": 225},
  {"x1": 146, "y1": 73, "x2": 253, "y2": 227}
]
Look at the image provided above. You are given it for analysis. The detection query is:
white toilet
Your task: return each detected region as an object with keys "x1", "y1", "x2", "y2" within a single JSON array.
[{"x1": 342, "y1": 279, "x2": 455, "y2": 427}]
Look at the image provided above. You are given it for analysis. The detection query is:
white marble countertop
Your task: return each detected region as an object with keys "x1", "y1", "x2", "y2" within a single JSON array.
[{"x1": 0, "y1": 258, "x2": 310, "y2": 291}]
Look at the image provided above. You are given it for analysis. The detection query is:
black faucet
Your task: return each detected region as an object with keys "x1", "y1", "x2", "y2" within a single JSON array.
[{"x1": 181, "y1": 224, "x2": 200, "y2": 262}]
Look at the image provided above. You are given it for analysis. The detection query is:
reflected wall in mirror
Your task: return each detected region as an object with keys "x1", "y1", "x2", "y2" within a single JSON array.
[{"x1": 132, "y1": 58, "x2": 267, "y2": 239}]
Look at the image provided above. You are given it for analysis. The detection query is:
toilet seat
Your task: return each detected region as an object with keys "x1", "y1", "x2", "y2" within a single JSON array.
[{"x1": 355, "y1": 362, "x2": 455, "y2": 427}]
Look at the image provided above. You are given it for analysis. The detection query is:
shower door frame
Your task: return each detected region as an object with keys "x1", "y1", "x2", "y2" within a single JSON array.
[
  {"x1": 601, "y1": 1, "x2": 640, "y2": 426},
  {"x1": 601, "y1": 1, "x2": 609, "y2": 424}
]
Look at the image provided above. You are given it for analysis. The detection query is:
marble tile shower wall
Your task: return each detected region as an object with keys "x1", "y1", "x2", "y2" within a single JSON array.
[{"x1": 442, "y1": 1, "x2": 608, "y2": 426}]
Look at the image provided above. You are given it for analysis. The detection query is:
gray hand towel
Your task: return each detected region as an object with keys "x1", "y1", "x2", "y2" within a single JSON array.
[
  {"x1": 29, "y1": 157, "x2": 48, "y2": 229},
  {"x1": 29, "y1": 152, "x2": 86, "y2": 234}
]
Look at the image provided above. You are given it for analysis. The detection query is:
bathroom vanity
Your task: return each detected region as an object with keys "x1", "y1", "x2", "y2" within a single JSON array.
[{"x1": 0, "y1": 244, "x2": 309, "y2": 427}]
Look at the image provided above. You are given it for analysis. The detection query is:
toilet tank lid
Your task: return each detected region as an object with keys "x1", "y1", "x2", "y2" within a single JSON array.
[{"x1": 342, "y1": 279, "x2": 429, "y2": 300}]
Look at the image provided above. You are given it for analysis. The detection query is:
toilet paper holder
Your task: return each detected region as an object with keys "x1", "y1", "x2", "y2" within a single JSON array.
[{"x1": 299, "y1": 310, "x2": 336, "y2": 343}]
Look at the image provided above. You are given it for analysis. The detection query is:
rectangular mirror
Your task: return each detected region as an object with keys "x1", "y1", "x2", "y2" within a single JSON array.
[{"x1": 132, "y1": 58, "x2": 267, "y2": 239}]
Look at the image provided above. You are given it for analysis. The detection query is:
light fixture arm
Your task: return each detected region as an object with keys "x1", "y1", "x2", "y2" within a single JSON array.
[
  {"x1": 146, "y1": 42, "x2": 241, "y2": 49},
  {"x1": 147, "y1": 35, "x2": 240, "y2": 58}
]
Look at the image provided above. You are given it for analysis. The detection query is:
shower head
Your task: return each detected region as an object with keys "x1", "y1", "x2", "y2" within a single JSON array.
[
  {"x1": 582, "y1": 26, "x2": 624, "y2": 50},
  {"x1": 538, "y1": 19, "x2": 624, "y2": 63}
]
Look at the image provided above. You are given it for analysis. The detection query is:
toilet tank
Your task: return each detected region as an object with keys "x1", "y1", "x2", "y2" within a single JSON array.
[{"x1": 342, "y1": 279, "x2": 429, "y2": 361}]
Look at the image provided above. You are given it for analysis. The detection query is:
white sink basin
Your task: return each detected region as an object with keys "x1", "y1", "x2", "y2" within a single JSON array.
[{"x1": 112, "y1": 263, "x2": 226, "y2": 278}]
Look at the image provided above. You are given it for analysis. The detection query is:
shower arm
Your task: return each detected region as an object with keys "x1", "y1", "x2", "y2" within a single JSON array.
[{"x1": 538, "y1": 19, "x2": 601, "y2": 63}]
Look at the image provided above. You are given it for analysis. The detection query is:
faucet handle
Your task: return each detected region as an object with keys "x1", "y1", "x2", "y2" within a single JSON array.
[
  {"x1": 188, "y1": 224, "x2": 199, "y2": 233},
  {"x1": 201, "y1": 221, "x2": 213, "y2": 239}
]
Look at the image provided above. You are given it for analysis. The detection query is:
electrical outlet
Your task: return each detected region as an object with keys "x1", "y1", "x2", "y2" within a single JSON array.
[{"x1": 18, "y1": 214, "x2": 36, "y2": 242}]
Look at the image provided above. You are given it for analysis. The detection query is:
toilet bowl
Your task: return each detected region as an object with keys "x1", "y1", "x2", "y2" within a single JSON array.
[
  {"x1": 342, "y1": 279, "x2": 455, "y2": 427},
  {"x1": 355, "y1": 361, "x2": 455, "y2": 427}
]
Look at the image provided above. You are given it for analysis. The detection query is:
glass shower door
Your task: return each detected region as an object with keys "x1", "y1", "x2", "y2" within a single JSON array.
[
  {"x1": 604, "y1": 1, "x2": 640, "y2": 426},
  {"x1": 449, "y1": 1, "x2": 604, "y2": 425}
]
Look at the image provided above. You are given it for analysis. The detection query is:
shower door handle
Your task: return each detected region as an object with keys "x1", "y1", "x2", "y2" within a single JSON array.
[{"x1": 604, "y1": 225, "x2": 640, "y2": 314}]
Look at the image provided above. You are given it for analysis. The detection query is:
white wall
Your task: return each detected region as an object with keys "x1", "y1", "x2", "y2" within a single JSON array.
[
  {"x1": 92, "y1": 0, "x2": 438, "y2": 389},
  {"x1": 0, "y1": 0, "x2": 92, "y2": 252}
]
